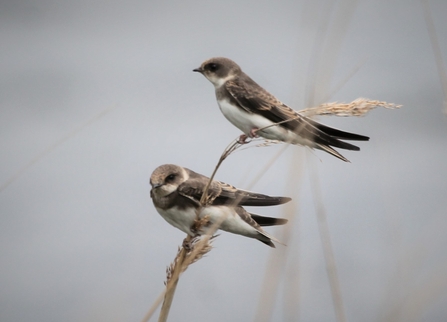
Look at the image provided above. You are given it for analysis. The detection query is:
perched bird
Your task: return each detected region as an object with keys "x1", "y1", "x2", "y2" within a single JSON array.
[
  {"x1": 193, "y1": 57, "x2": 369, "y2": 162},
  {"x1": 150, "y1": 164, "x2": 290, "y2": 247}
]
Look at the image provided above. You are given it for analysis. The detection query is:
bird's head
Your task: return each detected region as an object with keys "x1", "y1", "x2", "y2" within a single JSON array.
[
  {"x1": 193, "y1": 57, "x2": 241, "y2": 88},
  {"x1": 150, "y1": 164, "x2": 188, "y2": 198}
]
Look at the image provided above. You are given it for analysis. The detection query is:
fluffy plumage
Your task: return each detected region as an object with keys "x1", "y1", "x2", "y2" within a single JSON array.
[
  {"x1": 150, "y1": 164, "x2": 290, "y2": 247},
  {"x1": 194, "y1": 57, "x2": 369, "y2": 162}
]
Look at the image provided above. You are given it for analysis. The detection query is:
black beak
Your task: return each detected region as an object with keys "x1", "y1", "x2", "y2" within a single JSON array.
[{"x1": 193, "y1": 67, "x2": 203, "y2": 73}]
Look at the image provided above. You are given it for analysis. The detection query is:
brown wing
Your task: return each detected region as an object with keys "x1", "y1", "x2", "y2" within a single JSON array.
[
  {"x1": 225, "y1": 75, "x2": 298, "y2": 125},
  {"x1": 177, "y1": 169, "x2": 290, "y2": 207},
  {"x1": 250, "y1": 213, "x2": 288, "y2": 226},
  {"x1": 235, "y1": 207, "x2": 285, "y2": 247},
  {"x1": 177, "y1": 177, "x2": 222, "y2": 205},
  {"x1": 225, "y1": 75, "x2": 368, "y2": 150},
  {"x1": 216, "y1": 182, "x2": 291, "y2": 207}
]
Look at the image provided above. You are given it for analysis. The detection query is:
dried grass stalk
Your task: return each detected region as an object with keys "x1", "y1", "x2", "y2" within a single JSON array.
[
  {"x1": 421, "y1": 0, "x2": 447, "y2": 115},
  {"x1": 150, "y1": 97, "x2": 401, "y2": 321},
  {"x1": 157, "y1": 233, "x2": 219, "y2": 322},
  {"x1": 300, "y1": 98, "x2": 401, "y2": 117},
  {"x1": 165, "y1": 235, "x2": 216, "y2": 286},
  {"x1": 154, "y1": 141, "x2": 242, "y2": 322},
  {"x1": 244, "y1": 98, "x2": 400, "y2": 146}
]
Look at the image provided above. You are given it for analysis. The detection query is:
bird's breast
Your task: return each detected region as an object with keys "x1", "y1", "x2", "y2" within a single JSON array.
[
  {"x1": 156, "y1": 206, "x2": 197, "y2": 236},
  {"x1": 217, "y1": 99, "x2": 299, "y2": 142},
  {"x1": 217, "y1": 99, "x2": 273, "y2": 135}
]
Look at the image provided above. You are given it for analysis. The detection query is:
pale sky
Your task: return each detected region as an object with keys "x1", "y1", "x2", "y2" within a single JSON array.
[{"x1": 1, "y1": 0, "x2": 446, "y2": 321}]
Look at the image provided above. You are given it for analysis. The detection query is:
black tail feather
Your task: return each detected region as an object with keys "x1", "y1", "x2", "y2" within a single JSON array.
[
  {"x1": 240, "y1": 196, "x2": 291, "y2": 207},
  {"x1": 307, "y1": 118, "x2": 369, "y2": 141},
  {"x1": 296, "y1": 117, "x2": 367, "y2": 151},
  {"x1": 258, "y1": 237, "x2": 276, "y2": 248},
  {"x1": 250, "y1": 214, "x2": 288, "y2": 226}
]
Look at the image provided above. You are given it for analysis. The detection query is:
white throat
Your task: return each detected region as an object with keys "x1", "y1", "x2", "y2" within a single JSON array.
[{"x1": 207, "y1": 74, "x2": 235, "y2": 88}]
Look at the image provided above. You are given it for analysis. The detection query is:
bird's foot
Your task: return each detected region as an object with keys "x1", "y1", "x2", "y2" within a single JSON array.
[
  {"x1": 237, "y1": 134, "x2": 249, "y2": 144},
  {"x1": 237, "y1": 128, "x2": 260, "y2": 144},
  {"x1": 183, "y1": 234, "x2": 204, "y2": 252},
  {"x1": 182, "y1": 238, "x2": 193, "y2": 252},
  {"x1": 249, "y1": 128, "x2": 260, "y2": 138}
]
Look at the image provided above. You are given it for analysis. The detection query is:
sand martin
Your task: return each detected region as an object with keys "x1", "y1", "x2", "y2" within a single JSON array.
[
  {"x1": 193, "y1": 57, "x2": 369, "y2": 162},
  {"x1": 150, "y1": 164, "x2": 290, "y2": 247}
]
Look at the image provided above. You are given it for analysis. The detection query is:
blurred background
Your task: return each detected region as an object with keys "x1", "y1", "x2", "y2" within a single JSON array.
[{"x1": 1, "y1": 0, "x2": 446, "y2": 321}]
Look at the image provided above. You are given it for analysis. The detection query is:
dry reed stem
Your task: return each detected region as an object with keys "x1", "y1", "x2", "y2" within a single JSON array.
[
  {"x1": 165, "y1": 236, "x2": 217, "y2": 285},
  {"x1": 300, "y1": 98, "x2": 401, "y2": 118},
  {"x1": 375, "y1": 146, "x2": 447, "y2": 322},
  {"x1": 304, "y1": 0, "x2": 336, "y2": 108},
  {"x1": 199, "y1": 140, "x2": 242, "y2": 206},
  {"x1": 281, "y1": 148, "x2": 305, "y2": 320},
  {"x1": 254, "y1": 148, "x2": 304, "y2": 321},
  {"x1": 156, "y1": 226, "x2": 223, "y2": 322},
  {"x1": 140, "y1": 289, "x2": 168, "y2": 322},
  {"x1": 248, "y1": 97, "x2": 396, "y2": 319},
  {"x1": 157, "y1": 242, "x2": 188, "y2": 322},
  {"x1": 309, "y1": 161, "x2": 347, "y2": 322},
  {"x1": 250, "y1": 98, "x2": 400, "y2": 141},
  {"x1": 421, "y1": 0, "x2": 447, "y2": 115},
  {"x1": 157, "y1": 235, "x2": 217, "y2": 322},
  {"x1": 299, "y1": 6, "x2": 359, "y2": 314},
  {"x1": 374, "y1": 147, "x2": 407, "y2": 322},
  {"x1": 380, "y1": 209, "x2": 447, "y2": 322},
  {"x1": 151, "y1": 96, "x2": 401, "y2": 321},
  {"x1": 152, "y1": 140, "x2": 242, "y2": 322}
]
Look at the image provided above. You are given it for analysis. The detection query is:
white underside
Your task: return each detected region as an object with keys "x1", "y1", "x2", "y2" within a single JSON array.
[
  {"x1": 217, "y1": 99, "x2": 315, "y2": 147},
  {"x1": 156, "y1": 205, "x2": 260, "y2": 238}
]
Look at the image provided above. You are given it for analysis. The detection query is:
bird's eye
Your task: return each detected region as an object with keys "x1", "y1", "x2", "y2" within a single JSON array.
[
  {"x1": 207, "y1": 63, "x2": 218, "y2": 72},
  {"x1": 166, "y1": 174, "x2": 176, "y2": 182}
]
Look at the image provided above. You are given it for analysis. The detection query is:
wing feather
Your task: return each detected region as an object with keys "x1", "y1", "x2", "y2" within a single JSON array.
[
  {"x1": 177, "y1": 170, "x2": 291, "y2": 207},
  {"x1": 225, "y1": 75, "x2": 367, "y2": 151}
]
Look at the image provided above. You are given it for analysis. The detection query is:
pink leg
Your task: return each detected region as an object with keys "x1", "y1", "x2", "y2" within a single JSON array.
[
  {"x1": 237, "y1": 128, "x2": 260, "y2": 144},
  {"x1": 237, "y1": 134, "x2": 249, "y2": 144},
  {"x1": 182, "y1": 238, "x2": 193, "y2": 251},
  {"x1": 249, "y1": 128, "x2": 259, "y2": 138}
]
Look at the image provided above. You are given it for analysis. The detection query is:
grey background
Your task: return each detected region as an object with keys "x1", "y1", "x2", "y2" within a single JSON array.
[{"x1": 1, "y1": 0, "x2": 446, "y2": 321}]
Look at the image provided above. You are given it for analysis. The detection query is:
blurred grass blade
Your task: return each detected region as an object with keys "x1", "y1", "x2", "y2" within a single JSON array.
[
  {"x1": 309, "y1": 159, "x2": 347, "y2": 322},
  {"x1": 0, "y1": 106, "x2": 115, "y2": 192},
  {"x1": 421, "y1": 0, "x2": 447, "y2": 114}
]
